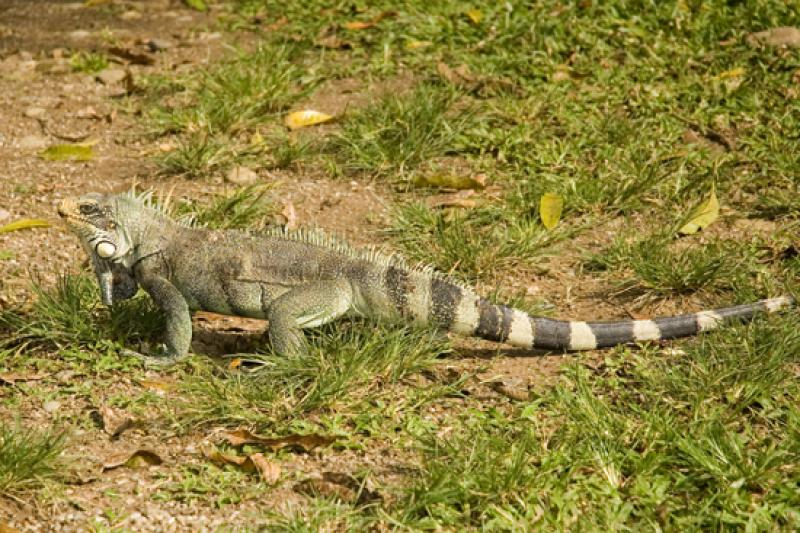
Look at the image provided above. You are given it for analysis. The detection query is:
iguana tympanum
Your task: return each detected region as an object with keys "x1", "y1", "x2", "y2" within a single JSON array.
[{"x1": 57, "y1": 191, "x2": 793, "y2": 363}]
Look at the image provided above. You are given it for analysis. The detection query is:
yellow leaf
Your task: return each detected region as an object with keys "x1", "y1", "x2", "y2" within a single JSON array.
[
  {"x1": 678, "y1": 187, "x2": 719, "y2": 235},
  {"x1": 413, "y1": 174, "x2": 486, "y2": 190},
  {"x1": 284, "y1": 110, "x2": 334, "y2": 130},
  {"x1": 539, "y1": 193, "x2": 563, "y2": 230},
  {"x1": 183, "y1": 0, "x2": 207, "y2": 12},
  {"x1": 250, "y1": 131, "x2": 264, "y2": 146},
  {"x1": 344, "y1": 21, "x2": 374, "y2": 30},
  {"x1": 405, "y1": 40, "x2": 433, "y2": 50},
  {"x1": 40, "y1": 143, "x2": 94, "y2": 161},
  {"x1": 465, "y1": 9, "x2": 483, "y2": 24},
  {"x1": 0, "y1": 219, "x2": 50, "y2": 234},
  {"x1": 715, "y1": 67, "x2": 745, "y2": 79}
]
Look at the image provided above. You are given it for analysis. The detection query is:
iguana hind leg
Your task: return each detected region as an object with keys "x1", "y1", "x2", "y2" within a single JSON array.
[{"x1": 266, "y1": 280, "x2": 353, "y2": 357}]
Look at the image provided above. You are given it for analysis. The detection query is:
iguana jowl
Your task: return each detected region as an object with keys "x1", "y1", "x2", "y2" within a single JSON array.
[{"x1": 57, "y1": 192, "x2": 794, "y2": 361}]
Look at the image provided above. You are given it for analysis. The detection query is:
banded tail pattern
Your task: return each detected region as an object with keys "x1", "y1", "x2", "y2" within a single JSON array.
[{"x1": 382, "y1": 270, "x2": 794, "y2": 350}]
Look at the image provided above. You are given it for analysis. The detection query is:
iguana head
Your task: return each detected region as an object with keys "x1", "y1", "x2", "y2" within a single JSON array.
[
  {"x1": 57, "y1": 193, "x2": 132, "y2": 262},
  {"x1": 58, "y1": 193, "x2": 139, "y2": 305}
]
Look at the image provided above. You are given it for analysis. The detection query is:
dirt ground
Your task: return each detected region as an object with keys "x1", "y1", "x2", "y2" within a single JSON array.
[{"x1": 0, "y1": 1, "x2": 707, "y2": 530}]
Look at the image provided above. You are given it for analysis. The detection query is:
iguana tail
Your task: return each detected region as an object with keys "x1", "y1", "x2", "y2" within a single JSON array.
[
  {"x1": 470, "y1": 295, "x2": 793, "y2": 350},
  {"x1": 392, "y1": 271, "x2": 794, "y2": 350}
]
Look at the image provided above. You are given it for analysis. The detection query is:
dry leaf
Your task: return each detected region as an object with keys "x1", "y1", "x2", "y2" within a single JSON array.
[
  {"x1": 746, "y1": 27, "x2": 800, "y2": 48},
  {"x1": 138, "y1": 379, "x2": 174, "y2": 392},
  {"x1": 405, "y1": 40, "x2": 432, "y2": 50},
  {"x1": 107, "y1": 46, "x2": 155, "y2": 66},
  {"x1": 0, "y1": 219, "x2": 51, "y2": 234},
  {"x1": 0, "y1": 372, "x2": 47, "y2": 385},
  {"x1": 428, "y1": 190, "x2": 479, "y2": 209},
  {"x1": 98, "y1": 405, "x2": 136, "y2": 439},
  {"x1": 344, "y1": 21, "x2": 374, "y2": 30},
  {"x1": 0, "y1": 522, "x2": 21, "y2": 533},
  {"x1": 202, "y1": 445, "x2": 250, "y2": 467},
  {"x1": 249, "y1": 453, "x2": 281, "y2": 484},
  {"x1": 465, "y1": 9, "x2": 483, "y2": 24},
  {"x1": 103, "y1": 449, "x2": 163, "y2": 471},
  {"x1": 39, "y1": 143, "x2": 94, "y2": 161},
  {"x1": 413, "y1": 173, "x2": 486, "y2": 190},
  {"x1": 343, "y1": 10, "x2": 396, "y2": 30},
  {"x1": 715, "y1": 67, "x2": 745, "y2": 79},
  {"x1": 202, "y1": 446, "x2": 280, "y2": 482},
  {"x1": 284, "y1": 110, "x2": 334, "y2": 130},
  {"x1": 281, "y1": 201, "x2": 298, "y2": 230},
  {"x1": 295, "y1": 472, "x2": 381, "y2": 504},
  {"x1": 221, "y1": 429, "x2": 336, "y2": 452},
  {"x1": 678, "y1": 187, "x2": 719, "y2": 235},
  {"x1": 539, "y1": 193, "x2": 563, "y2": 230}
]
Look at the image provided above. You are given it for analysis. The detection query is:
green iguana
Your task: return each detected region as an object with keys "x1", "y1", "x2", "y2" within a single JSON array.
[{"x1": 57, "y1": 191, "x2": 794, "y2": 363}]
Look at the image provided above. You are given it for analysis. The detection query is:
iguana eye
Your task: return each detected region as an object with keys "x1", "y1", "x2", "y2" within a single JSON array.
[{"x1": 80, "y1": 204, "x2": 97, "y2": 215}]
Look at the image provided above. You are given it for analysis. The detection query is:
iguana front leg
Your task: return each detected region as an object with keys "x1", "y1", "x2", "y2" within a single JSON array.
[
  {"x1": 132, "y1": 261, "x2": 192, "y2": 363},
  {"x1": 267, "y1": 280, "x2": 354, "y2": 357}
]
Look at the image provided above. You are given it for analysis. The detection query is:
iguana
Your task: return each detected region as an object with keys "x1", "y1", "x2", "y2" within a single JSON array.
[{"x1": 57, "y1": 191, "x2": 794, "y2": 363}]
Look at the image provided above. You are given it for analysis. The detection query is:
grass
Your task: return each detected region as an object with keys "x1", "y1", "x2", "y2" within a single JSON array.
[
  {"x1": 172, "y1": 319, "x2": 451, "y2": 430},
  {"x1": 326, "y1": 83, "x2": 473, "y2": 180},
  {"x1": 0, "y1": 274, "x2": 162, "y2": 359},
  {"x1": 0, "y1": 422, "x2": 66, "y2": 495},
  {"x1": 70, "y1": 51, "x2": 108, "y2": 73},
  {"x1": 173, "y1": 184, "x2": 277, "y2": 229}
]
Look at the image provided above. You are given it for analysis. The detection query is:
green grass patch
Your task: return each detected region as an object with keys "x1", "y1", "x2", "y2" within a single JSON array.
[
  {"x1": 70, "y1": 51, "x2": 108, "y2": 73},
  {"x1": 173, "y1": 185, "x2": 277, "y2": 229},
  {"x1": 173, "y1": 319, "x2": 450, "y2": 429},
  {"x1": 0, "y1": 274, "x2": 162, "y2": 361},
  {"x1": 388, "y1": 201, "x2": 573, "y2": 282},
  {"x1": 0, "y1": 422, "x2": 66, "y2": 495},
  {"x1": 585, "y1": 232, "x2": 789, "y2": 301},
  {"x1": 148, "y1": 43, "x2": 315, "y2": 177},
  {"x1": 326, "y1": 84, "x2": 473, "y2": 181}
]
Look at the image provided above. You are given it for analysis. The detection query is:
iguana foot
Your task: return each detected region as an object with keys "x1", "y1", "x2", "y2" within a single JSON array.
[{"x1": 120, "y1": 344, "x2": 187, "y2": 368}]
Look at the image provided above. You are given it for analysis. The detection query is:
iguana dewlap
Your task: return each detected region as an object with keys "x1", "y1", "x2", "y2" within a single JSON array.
[{"x1": 57, "y1": 192, "x2": 794, "y2": 362}]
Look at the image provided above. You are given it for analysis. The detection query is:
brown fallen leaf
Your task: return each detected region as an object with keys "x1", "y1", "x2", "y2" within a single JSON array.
[
  {"x1": 202, "y1": 446, "x2": 280, "y2": 482},
  {"x1": 315, "y1": 33, "x2": 353, "y2": 50},
  {"x1": 343, "y1": 10, "x2": 397, "y2": 30},
  {"x1": 344, "y1": 21, "x2": 374, "y2": 30},
  {"x1": 427, "y1": 190, "x2": 479, "y2": 209},
  {"x1": 295, "y1": 471, "x2": 381, "y2": 505},
  {"x1": 138, "y1": 379, "x2": 174, "y2": 392},
  {"x1": 102, "y1": 449, "x2": 163, "y2": 471},
  {"x1": 746, "y1": 27, "x2": 800, "y2": 48},
  {"x1": 98, "y1": 405, "x2": 137, "y2": 439},
  {"x1": 221, "y1": 429, "x2": 336, "y2": 452},
  {"x1": 249, "y1": 452, "x2": 281, "y2": 484},
  {"x1": 202, "y1": 445, "x2": 250, "y2": 468},
  {"x1": 281, "y1": 201, "x2": 298, "y2": 230},
  {"x1": 107, "y1": 46, "x2": 155, "y2": 66},
  {"x1": 0, "y1": 372, "x2": 47, "y2": 385}
]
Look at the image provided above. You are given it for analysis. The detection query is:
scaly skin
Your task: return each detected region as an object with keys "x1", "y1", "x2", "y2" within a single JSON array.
[{"x1": 57, "y1": 192, "x2": 795, "y2": 362}]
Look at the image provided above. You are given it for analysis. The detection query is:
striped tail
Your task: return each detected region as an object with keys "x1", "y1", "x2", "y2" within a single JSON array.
[{"x1": 453, "y1": 295, "x2": 794, "y2": 351}]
